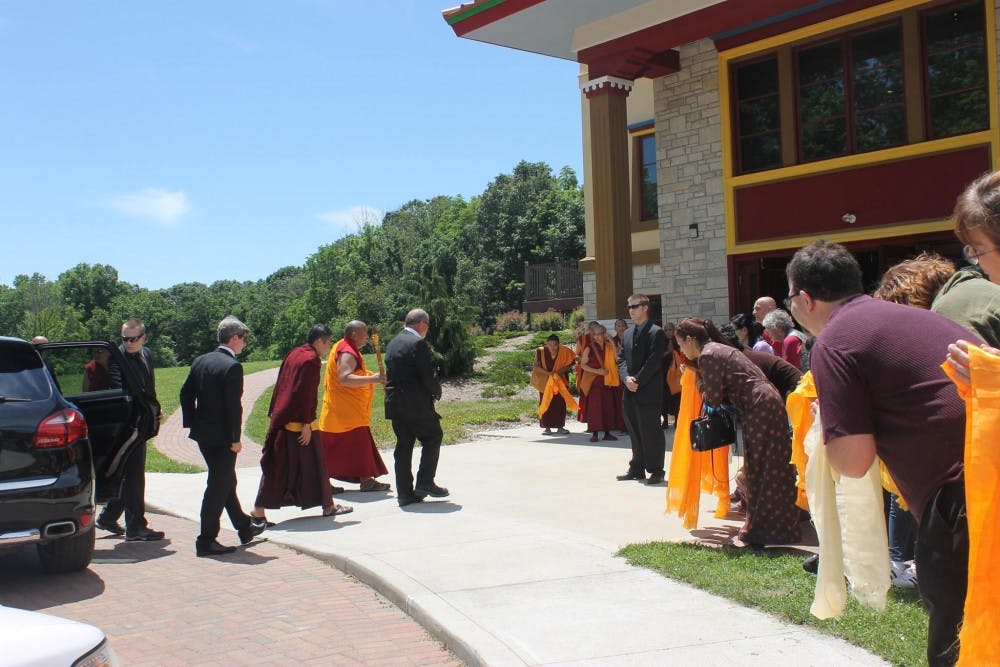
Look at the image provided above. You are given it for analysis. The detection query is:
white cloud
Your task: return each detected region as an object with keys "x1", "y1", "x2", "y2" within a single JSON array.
[
  {"x1": 317, "y1": 205, "x2": 384, "y2": 235},
  {"x1": 108, "y1": 188, "x2": 190, "y2": 227}
]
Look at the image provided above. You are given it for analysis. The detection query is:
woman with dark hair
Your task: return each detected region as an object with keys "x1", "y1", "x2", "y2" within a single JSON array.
[
  {"x1": 730, "y1": 313, "x2": 773, "y2": 355},
  {"x1": 675, "y1": 317, "x2": 801, "y2": 547}
]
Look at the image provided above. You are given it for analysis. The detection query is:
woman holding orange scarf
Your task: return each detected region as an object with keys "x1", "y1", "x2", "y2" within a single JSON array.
[{"x1": 578, "y1": 324, "x2": 621, "y2": 442}]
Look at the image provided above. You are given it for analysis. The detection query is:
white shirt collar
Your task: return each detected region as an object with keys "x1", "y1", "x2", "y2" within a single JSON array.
[
  {"x1": 404, "y1": 326, "x2": 422, "y2": 338},
  {"x1": 219, "y1": 344, "x2": 237, "y2": 357}
]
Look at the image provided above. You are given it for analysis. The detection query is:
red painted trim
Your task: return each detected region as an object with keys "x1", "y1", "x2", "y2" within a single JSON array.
[
  {"x1": 578, "y1": 0, "x2": 825, "y2": 65},
  {"x1": 733, "y1": 146, "x2": 991, "y2": 243},
  {"x1": 714, "y1": 0, "x2": 887, "y2": 51},
  {"x1": 449, "y1": 0, "x2": 546, "y2": 37}
]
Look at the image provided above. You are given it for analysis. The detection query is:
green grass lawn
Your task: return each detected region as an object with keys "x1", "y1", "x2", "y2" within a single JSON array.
[{"x1": 618, "y1": 542, "x2": 927, "y2": 667}]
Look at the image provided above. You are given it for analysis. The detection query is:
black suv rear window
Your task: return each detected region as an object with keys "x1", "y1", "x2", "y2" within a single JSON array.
[{"x1": 0, "y1": 345, "x2": 51, "y2": 400}]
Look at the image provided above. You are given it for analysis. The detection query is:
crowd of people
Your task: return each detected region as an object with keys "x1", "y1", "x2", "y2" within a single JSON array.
[
  {"x1": 87, "y1": 309, "x2": 443, "y2": 558},
  {"x1": 65, "y1": 169, "x2": 1000, "y2": 665},
  {"x1": 528, "y1": 171, "x2": 1000, "y2": 665}
]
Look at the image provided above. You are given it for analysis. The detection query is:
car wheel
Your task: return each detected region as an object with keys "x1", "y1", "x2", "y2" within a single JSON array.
[{"x1": 36, "y1": 527, "x2": 95, "y2": 573}]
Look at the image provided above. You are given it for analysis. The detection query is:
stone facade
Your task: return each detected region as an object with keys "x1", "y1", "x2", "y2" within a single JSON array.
[{"x1": 654, "y1": 38, "x2": 728, "y2": 326}]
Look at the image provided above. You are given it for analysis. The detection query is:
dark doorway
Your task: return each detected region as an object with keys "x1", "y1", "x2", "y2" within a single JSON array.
[{"x1": 729, "y1": 231, "x2": 963, "y2": 317}]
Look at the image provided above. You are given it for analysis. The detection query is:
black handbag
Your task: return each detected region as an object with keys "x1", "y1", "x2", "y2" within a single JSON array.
[{"x1": 690, "y1": 403, "x2": 737, "y2": 452}]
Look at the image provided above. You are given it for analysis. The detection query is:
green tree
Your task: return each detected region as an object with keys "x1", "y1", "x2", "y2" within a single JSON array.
[{"x1": 57, "y1": 263, "x2": 123, "y2": 322}]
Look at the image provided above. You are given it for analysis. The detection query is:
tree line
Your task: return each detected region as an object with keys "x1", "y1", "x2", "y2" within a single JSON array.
[{"x1": 1, "y1": 161, "x2": 584, "y2": 376}]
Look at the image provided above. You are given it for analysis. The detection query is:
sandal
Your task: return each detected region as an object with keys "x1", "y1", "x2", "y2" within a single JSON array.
[
  {"x1": 330, "y1": 484, "x2": 346, "y2": 495},
  {"x1": 323, "y1": 504, "x2": 354, "y2": 517},
  {"x1": 556, "y1": 428, "x2": 570, "y2": 435},
  {"x1": 250, "y1": 514, "x2": 276, "y2": 528},
  {"x1": 360, "y1": 479, "x2": 391, "y2": 492},
  {"x1": 589, "y1": 433, "x2": 599, "y2": 442}
]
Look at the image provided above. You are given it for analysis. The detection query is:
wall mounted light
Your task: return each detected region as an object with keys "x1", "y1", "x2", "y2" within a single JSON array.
[
  {"x1": 842, "y1": 213, "x2": 857, "y2": 224},
  {"x1": 689, "y1": 223, "x2": 699, "y2": 238}
]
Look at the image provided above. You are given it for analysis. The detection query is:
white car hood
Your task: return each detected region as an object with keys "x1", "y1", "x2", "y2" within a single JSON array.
[{"x1": 0, "y1": 605, "x2": 105, "y2": 667}]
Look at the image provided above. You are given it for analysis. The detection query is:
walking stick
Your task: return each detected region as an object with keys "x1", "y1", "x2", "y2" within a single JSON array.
[{"x1": 371, "y1": 326, "x2": 386, "y2": 378}]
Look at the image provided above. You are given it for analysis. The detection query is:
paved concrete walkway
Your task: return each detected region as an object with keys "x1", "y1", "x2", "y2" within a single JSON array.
[{"x1": 146, "y1": 370, "x2": 888, "y2": 667}]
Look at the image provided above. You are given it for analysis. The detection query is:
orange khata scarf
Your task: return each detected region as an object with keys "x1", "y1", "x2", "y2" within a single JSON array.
[
  {"x1": 318, "y1": 338, "x2": 374, "y2": 434},
  {"x1": 786, "y1": 371, "x2": 816, "y2": 512},
  {"x1": 578, "y1": 342, "x2": 621, "y2": 397},
  {"x1": 537, "y1": 345, "x2": 578, "y2": 416},
  {"x1": 942, "y1": 346, "x2": 1000, "y2": 666},
  {"x1": 665, "y1": 366, "x2": 730, "y2": 528}
]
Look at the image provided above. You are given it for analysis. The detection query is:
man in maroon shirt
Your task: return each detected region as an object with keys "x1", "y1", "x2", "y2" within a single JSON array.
[{"x1": 786, "y1": 240, "x2": 972, "y2": 667}]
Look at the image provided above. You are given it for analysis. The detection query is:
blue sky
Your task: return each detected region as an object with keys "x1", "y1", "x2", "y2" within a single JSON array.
[{"x1": 0, "y1": 1, "x2": 583, "y2": 289}]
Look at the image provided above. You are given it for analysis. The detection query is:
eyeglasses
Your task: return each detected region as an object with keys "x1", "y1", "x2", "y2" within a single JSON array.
[
  {"x1": 783, "y1": 291, "x2": 803, "y2": 309},
  {"x1": 963, "y1": 245, "x2": 999, "y2": 266},
  {"x1": 626, "y1": 303, "x2": 645, "y2": 310},
  {"x1": 121, "y1": 335, "x2": 143, "y2": 343}
]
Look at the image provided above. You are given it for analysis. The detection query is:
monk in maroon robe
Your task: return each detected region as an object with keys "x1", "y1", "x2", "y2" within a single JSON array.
[{"x1": 251, "y1": 324, "x2": 346, "y2": 526}]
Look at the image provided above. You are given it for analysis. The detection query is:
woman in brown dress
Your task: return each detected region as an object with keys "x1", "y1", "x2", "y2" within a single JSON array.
[{"x1": 675, "y1": 317, "x2": 801, "y2": 548}]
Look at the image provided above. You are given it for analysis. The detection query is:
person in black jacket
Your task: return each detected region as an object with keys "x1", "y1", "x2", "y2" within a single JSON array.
[
  {"x1": 96, "y1": 318, "x2": 165, "y2": 542},
  {"x1": 616, "y1": 294, "x2": 667, "y2": 485},
  {"x1": 180, "y1": 316, "x2": 263, "y2": 556},
  {"x1": 384, "y1": 308, "x2": 447, "y2": 507}
]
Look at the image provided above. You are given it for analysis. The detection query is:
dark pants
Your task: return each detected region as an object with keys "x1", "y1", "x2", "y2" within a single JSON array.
[
  {"x1": 391, "y1": 412, "x2": 443, "y2": 499},
  {"x1": 197, "y1": 443, "x2": 251, "y2": 545},
  {"x1": 915, "y1": 482, "x2": 969, "y2": 667},
  {"x1": 622, "y1": 395, "x2": 665, "y2": 476},
  {"x1": 99, "y1": 441, "x2": 149, "y2": 535}
]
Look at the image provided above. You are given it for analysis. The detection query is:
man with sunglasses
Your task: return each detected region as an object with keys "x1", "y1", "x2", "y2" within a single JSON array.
[
  {"x1": 615, "y1": 294, "x2": 667, "y2": 485},
  {"x1": 96, "y1": 318, "x2": 165, "y2": 541}
]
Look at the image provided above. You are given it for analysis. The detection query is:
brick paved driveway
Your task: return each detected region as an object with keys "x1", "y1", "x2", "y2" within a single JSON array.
[{"x1": 0, "y1": 513, "x2": 459, "y2": 666}]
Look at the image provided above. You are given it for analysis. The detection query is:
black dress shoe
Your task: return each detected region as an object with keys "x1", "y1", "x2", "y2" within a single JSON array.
[
  {"x1": 398, "y1": 495, "x2": 425, "y2": 507},
  {"x1": 125, "y1": 527, "x2": 165, "y2": 542},
  {"x1": 616, "y1": 470, "x2": 645, "y2": 481},
  {"x1": 96, "y1": 517, "x2": 125, "y2": 536},
  {"x1": 196, "y1": 540, "x2": 237, "y2": 557},
  {"x1": 645, "y1": 474, "x2": 665, "y2": 485},
  {"x1": 414, "y1": 483, "x2": 449, "y2": 498},
  {"x1": 238, "y1": 521, "x2": 266, "y2": 545},
  {"x1": 802, "y1": 554, "x2": 819, "y2": 574}
]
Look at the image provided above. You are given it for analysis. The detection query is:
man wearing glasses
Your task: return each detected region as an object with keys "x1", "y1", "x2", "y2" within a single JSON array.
[
  {"x1": 96, "y1": 318, "x2": 165, "y2": 541},
  {"x1": 786, "y1": 240, "x2": 973, "y2": 666},
  {"x1": 615, "y1": 294, "x2": 667, "y2": 485}
]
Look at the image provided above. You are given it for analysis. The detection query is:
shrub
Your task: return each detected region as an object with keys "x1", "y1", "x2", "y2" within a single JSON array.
[
  {"x1": 531, "y1": 309, "x2": 565, "y2": 331},
  {"x1": 568, "y1": 306, "x2": 586, "y2": 327},
  {"x1": 495, "y1": 310, "x2": 528, "y2": 332}
]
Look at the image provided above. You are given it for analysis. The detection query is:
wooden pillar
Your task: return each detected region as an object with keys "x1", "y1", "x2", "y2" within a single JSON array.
[{"x1": 583, "y1": 76, "x2": 633, "y2": 320}]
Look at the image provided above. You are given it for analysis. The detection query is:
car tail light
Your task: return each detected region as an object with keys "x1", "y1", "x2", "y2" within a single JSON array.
[{"x1": 34, "y1": 409, "x2": 89, "y2": 448}]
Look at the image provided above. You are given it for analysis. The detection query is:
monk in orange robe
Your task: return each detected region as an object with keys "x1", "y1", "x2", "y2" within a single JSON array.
[
  {"x1": 319, "y1": 320, "x2": 391, "y2": 492},
  {"x1": 533, "y1": 334, "x2": 577, "y2": 434},
  {"x1": 252, "y1": 324, "x2": 343, "y2": 527}
]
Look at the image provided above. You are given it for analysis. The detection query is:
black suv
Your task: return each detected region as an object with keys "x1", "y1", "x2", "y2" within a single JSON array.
[{"x1": 0, "y1": 337, "x2": 158, "y2": 572}]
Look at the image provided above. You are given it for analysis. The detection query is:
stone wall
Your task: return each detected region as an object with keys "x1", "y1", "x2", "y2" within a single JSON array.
[{"x1": 654, "y1": 38, "x2": 728, "y2": 325}]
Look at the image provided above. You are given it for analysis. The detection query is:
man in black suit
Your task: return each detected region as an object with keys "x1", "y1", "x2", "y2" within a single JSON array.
[
  {"x1": 97, "y1": 317, "x2": 165, "y2": 542},
  {"x1": 180, "y1": 316, "x2": 263, "y2": 556},
  {"x1": 616, "y1": 294, "x2": 667, "y2": 485},
  {"x1": 384, "y1": 308, "x2": 447, "y2": 507}
]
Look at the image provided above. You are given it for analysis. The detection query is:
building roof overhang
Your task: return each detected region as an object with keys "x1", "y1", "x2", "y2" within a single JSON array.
[{"x1": 443, "y1": 0, "x2": 862, "y2": 79}]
